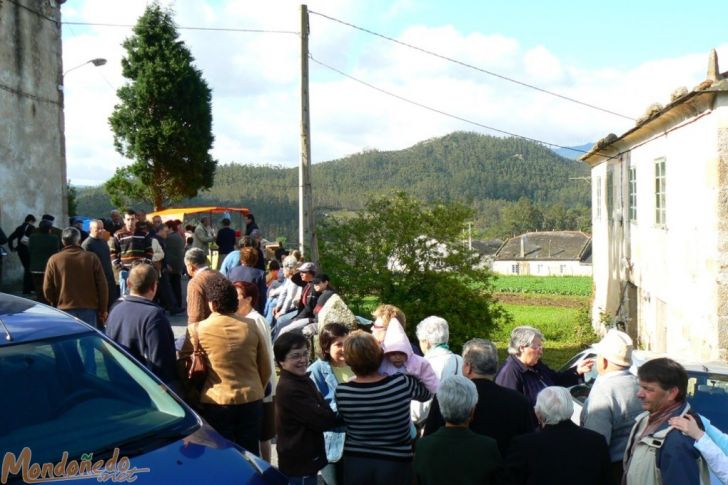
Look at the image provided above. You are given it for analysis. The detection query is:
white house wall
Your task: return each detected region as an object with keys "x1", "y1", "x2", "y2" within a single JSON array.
[
  {"x1": 592, "y1": 96, "x2": 728, "y2": 361},
  {"x1": 492, "y1": 260, "x2": 592, "y2": 276}
]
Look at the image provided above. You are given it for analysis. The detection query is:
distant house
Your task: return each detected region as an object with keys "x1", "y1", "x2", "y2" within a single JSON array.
[
  {"x1": 492, "y1": 231, "x2": 592, "y2": 276},
  {"x1": 581, "y1": 50, "x2": 728, "y2": 361}
]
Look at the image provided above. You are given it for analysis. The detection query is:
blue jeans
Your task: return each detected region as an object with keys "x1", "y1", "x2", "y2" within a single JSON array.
[
  {"x1": 272, "y1": 310, "x2": 298, "y2": 341},
  {"x1": 288, "y1": 476, "x2": 317, "y2": 485},
  {"x1": 119, "y1": 269, "x2": 129, "y2": 296},
  {"x1": 65, "y1": 308, "x2": 98, "y2": 328}
]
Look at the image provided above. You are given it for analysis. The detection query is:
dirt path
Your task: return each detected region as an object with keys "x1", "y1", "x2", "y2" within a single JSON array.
[{"x1": 495, "y1": 292, "x2": 589, "y2": 308}]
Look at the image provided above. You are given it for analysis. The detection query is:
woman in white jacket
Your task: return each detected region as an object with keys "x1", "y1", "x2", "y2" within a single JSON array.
[
  {"x1": 670, "y1": 414, "x2": 728, "y2": 485},
  {"x1": 411, "y1": 316, "x2": 463, "y2": 426}
]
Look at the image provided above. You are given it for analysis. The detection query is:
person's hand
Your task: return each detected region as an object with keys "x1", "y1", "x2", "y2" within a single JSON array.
[
  {"x1": 669, "y1": 415, "x2": 705, "y2": 440},
  {"x1": 576, "y1": 358, "x2": 595, "y2": 375},
  {"x1": 98, "y1": 311, "x2": 108, "y2": 324}
]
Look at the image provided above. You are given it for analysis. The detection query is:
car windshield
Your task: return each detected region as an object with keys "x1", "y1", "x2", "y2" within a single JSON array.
[
  {"x1": 687, "y1": 372, "x2": 728, "y2": 432},
  {"x1": 0, "y1": 332, "x2": 198, "y2": 464}
]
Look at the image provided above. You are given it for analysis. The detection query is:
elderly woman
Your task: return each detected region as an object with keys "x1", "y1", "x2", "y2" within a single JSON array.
[
  {"x1": 414, "y1": 375, "x2": 502, "y2": 484},
  {"x1": 412, "y1": 316, "x2": 464, "y2": 425},
  {"x1": 495, "y1": 326, "x2": 593, "y2": 406},
  {"x1": 194, "y1": 277, "x2": 271, "y2": 456},
  {"x1": 335, "y1": 331, "x2": 432, "y2": 485},
  {"x1": 504, "y1": 386, "x2": 610, "y2": 484}
]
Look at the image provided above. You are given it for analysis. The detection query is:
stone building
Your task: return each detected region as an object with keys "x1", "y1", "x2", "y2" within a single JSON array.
[
  {"x1": 0, "y1": 0, "x2": 67, "y2": 288},
  {"x1": 582, "y1": 50, "x2": 728, "y2": 361}
]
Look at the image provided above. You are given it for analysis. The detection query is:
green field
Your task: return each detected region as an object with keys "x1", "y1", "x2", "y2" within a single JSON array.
[
  {"x1": 492, "y1": 275, "x2": 592, "y2": 296},
  {"x1": 492, "y1": 276, "x2": 594, "y2": 369}
]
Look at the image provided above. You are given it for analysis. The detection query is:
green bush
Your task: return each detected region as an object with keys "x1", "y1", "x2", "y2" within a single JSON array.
[{"x1": 319, "y1": 192, "x2": 509, "y2": 353}]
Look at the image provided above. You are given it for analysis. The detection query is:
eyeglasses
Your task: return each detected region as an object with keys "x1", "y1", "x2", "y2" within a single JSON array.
[{"x1": 286, "y1": 351, "x2": 309, "y2": 362}]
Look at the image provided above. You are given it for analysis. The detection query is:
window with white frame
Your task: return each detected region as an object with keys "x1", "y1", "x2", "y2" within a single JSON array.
[
  {"x1": 629, "y1": 166, "x2": 637, "y2": 222},
  {"x1": 655, "y1": 158, "x2": 666, "y2": 225},
  {"x1": 511, "y1": 264, "x2": 519, "y2": 275}
]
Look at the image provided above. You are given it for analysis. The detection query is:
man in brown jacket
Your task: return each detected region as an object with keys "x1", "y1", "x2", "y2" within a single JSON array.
[
  {"x1": 184, "y1": 247, "x2": 227, "y2": 325},
  {"x1": 44, "y1": 227, "x2": 109, "y2": 329}
]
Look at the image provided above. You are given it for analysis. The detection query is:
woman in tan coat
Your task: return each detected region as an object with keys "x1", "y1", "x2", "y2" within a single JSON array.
[{"x1": 194, "y1": 277, "x2": 271, "y2": 456}]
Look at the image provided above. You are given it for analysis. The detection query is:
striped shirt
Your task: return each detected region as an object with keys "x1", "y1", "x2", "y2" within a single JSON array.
[
  {"x1": 335, "y1": 373, "x2": 431, "y2": 461},
  {"x1": 110, "y1": 229, "x2": 153, "y2": 269}
]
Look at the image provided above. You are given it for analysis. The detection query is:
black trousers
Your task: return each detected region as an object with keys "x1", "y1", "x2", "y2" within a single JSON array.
[
  {"x1": 342, "y1": 455, "x2": 413, "y2": 485},
  {"x1": 168, "y1": 271, "x2": 182, "y2": 308},
  {"x1": 201, "y1": 400, "x2": 263, "y2": 456}
]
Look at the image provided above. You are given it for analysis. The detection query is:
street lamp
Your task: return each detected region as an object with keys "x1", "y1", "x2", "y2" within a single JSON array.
[{"x1": 62, "y1": 57, "x2": 107, "y2": 78}]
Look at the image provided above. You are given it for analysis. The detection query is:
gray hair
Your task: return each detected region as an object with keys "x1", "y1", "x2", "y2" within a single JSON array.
[
  {"x1": 507, "y1": 326, "x2": 544, "y2": 356},
  {"x1": 534, "y1": 386, "x2": 573, "y2": 425},
  {"x1": 184, "y1": 247, "x2": 208, "y2": 267},
  {"x1": 61, "y1": 227, "x2": 80, "y2": 247},
  {"x1": 416, "y1": 316, "x2": 449, "y2": 345},
  {"x1": 462, "y1": 338, "x2": 499, "y2": 376},
  {"x1": 437, "y1": 375, "x2": 478, "y2": 425}
]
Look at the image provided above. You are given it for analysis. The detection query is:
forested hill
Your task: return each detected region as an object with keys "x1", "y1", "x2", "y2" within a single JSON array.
[{"x1": 77, "y1": 131, "x2": 591, "y2": 242}]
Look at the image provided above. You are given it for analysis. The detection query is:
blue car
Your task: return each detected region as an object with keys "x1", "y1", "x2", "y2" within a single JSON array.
[{"x1": 0, "y1": 293, "x2": 287, "y2": 484}]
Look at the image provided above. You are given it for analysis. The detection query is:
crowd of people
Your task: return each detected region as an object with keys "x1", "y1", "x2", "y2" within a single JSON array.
[{"x1": 2, "y1": 208, "x2": 728, "y2": 485}]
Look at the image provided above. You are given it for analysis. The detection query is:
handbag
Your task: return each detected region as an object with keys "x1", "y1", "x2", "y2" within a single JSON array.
[{"x1": 185, "y1": 323, "x2": 208, "y2": 387}]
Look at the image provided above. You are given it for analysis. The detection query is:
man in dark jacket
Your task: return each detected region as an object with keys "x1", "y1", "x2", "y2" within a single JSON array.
[
  {"x1": 215, "y1": 218, "x2": 236, "y2": 269},
  {"x1": 504, "y1": 386, "x2": 611, "y2": 485},
  {"x1": 82, "y1": 219, "x2": 117, "y2": 309},
  {"x1": 28, "y1": 219, "x2": 60, "y2": 302},
  {"x1": 424, "y1": 338, "x2": 535, "y2": 456},
  {"x1": 105, "y1": 262, "x2": 178, "y2": 390},
  {"x1": 8, "y1": 214, "x2": 36, "y2": 294}
]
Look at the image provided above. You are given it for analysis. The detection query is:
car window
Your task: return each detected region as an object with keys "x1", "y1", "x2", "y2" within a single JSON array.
[
  {"x1": 687, "y1": 372, "x2": 728, "y2": 432},
  {"x1": 0, "y1": 333, "x2": 197, "y2": 464}
]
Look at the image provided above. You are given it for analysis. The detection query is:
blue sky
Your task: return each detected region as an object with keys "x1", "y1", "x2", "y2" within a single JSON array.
[{"x1": 60, "y1": 0, "x2": 728, "y2": 185}]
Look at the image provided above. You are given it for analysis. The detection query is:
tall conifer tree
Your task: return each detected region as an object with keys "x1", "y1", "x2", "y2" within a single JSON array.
[{"x1": 106, "y1": 3, "x2": 216, "y2": 210}]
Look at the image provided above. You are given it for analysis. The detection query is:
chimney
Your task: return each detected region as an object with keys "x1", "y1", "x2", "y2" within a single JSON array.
[
  {"x1": 707, "y1": 48, "x2": 720, "y2": 82},
  {"x1": 520, "y1": 237, "x2": 525, "y2": 258}
]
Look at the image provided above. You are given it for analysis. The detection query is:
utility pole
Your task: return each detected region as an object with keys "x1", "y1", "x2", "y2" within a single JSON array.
[{"x1": 299, "y1": 4, "x2": 319, "y2": 265}]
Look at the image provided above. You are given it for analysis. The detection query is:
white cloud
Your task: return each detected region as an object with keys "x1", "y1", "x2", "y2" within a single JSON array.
[{"x1": 61, "y1": 1, "x2": 728, "y2": 187}]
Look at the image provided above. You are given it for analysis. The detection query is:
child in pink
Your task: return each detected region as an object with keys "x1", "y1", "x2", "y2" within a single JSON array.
[{"x1": 379, "y1": 318, "x2": 439, "y2": 394}]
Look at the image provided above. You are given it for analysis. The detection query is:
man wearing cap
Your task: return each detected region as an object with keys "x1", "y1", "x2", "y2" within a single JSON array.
[
  {"x1": 41, "y1": 214, "x2": 62, "y2": 239},
  {"x1": 580, "y1": 329, "x2": 642, "y2": 484},
  {"x1": 272, "y1": 262, "x2": 316, "y2": 340}
]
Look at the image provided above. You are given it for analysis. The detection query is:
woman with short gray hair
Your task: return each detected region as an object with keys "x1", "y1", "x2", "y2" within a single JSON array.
[
  {"x1": 412, "y1": 316, "x2": 463, "y2": 425},
  {"x1": 414, "y1": 375, "x2": 502, "y2": 484},
  {"x1": 504, "y1": 386, "x2": 611, "y2": 484},
  {"x1": 495, "y1": 325, "x2": 593, "y2": 406}
]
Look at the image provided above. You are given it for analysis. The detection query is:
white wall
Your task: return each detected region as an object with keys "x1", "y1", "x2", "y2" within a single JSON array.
[
  {"x1": 592, "y1": 96, "x2": 728, "y2": 361},
  {"x1": 492, "y1": 260, "x2": 592, "y2": 276}
]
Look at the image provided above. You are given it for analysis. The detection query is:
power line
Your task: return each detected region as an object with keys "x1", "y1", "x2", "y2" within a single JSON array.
[
  {"x1": 309, "y1": 9, "x2": 635, "y2": 121},
  {"x1": 309, "y1": 54, "x2": 591, "y2": 155},
  {"x1": 62, "y1": 21, "x2": 298, "y2": 35}
]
